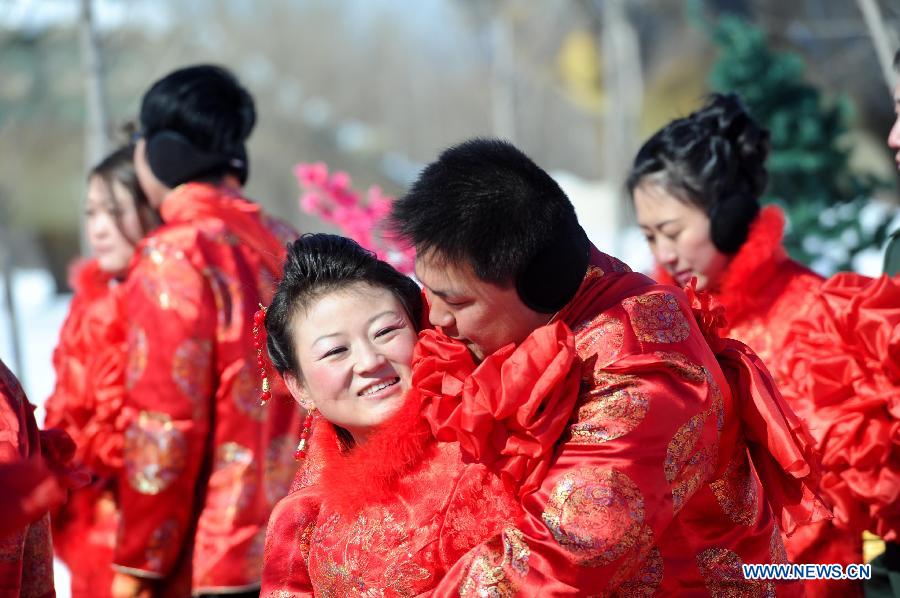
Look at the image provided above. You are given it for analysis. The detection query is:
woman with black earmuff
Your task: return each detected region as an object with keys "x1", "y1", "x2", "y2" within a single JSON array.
[
  {"x1": 629, "y1": 92, "x2": 900, "y2": 598},
  {"x1": 109, "y1": 65, "x2": 303, "y2": 598},
  {"x1": 629, "y1": 93, "x2": 826, "y2": 375}
]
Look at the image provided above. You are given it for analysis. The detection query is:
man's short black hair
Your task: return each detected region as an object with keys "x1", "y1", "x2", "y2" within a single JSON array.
[
  {"x1": 140, "y1": 64, "x2": 255, "y2": 159},
  {"x1": 895, "y1": 48, "x2": 900, "y2": 71},
  {"x1": 390, "y1": 138, "x2": 578, "y2": 284}
]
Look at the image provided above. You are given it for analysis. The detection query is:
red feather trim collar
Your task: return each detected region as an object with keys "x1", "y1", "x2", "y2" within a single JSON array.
[
  {"x1": 311, "y1": 390, "x2": 435, "y2": 516},
  {"x1": 67, "y1": 259, "x2": 114, "y2": 302},
  {"x1": 655, "y1": 205, "x2": 789, "y2": 323}
]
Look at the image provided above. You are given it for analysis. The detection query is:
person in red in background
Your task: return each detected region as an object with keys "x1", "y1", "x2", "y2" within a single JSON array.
[
  {"x1": 1, "y1": 358, "x2": 87, "y2": 597},
  {"x1": 779, "y1": 48, "x2": 900, "y2": 598},
  {"x1": 630, "y1": 92, "x2": 899, "y2": 597},
  {"x1": 110, "y1": 65, "x2": 301, "y2": 598},
  {"x1": 44, "y1": 144, "x2": 160, "y2": 598},
  {"x1": 388, "y1": 138, "x2": 828, "y2": 595}
]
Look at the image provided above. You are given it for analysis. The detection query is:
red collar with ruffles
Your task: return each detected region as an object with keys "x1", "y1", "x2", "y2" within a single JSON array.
[
  {"x1": 309, "y1": 389, "x2": 434, "y2": 516},
  {"x1": 416, "y1": 323, "x2": 581, "y2": 498},
  {"x1": 655, "y1": 205, "x2": 790, "y2": 323}
]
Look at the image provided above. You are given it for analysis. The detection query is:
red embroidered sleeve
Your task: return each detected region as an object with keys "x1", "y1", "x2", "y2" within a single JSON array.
[
  {"x1": 112, "y1": 241, "x2": 217, "y2": 579},
  {"x1": 260, "y1": 490, "x2": 319, "y2": 597}
]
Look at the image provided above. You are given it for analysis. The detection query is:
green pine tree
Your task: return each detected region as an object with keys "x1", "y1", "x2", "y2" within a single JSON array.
[{"x1": 689, "y1": 5, "x2": 892, "y2": 272}]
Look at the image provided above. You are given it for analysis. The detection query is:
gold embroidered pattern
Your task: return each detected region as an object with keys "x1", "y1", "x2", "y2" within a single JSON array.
[
  {"x1": 232, "y1": 365, "x2": 265, "y2": 421},
  {"x1": 126, "y1": 325, "x2": 148, "y2": 390},
  {"x1": 710, "y1": 446, "x2": 759, "y2": 526},
  {"x1": 657, "y1": 351, "x2": 708, "y2": 384},
  {"x1": 138, "y1": 243, "x2": 196, "y2": 313},
  {"x1": 657, "y1": 351, "x2": 725, "y2": 434},
  {"x1": 265, "y1": 435, "x2": 299, "y2": 506},
  {"x1": 210, "y1": 442, "x2": 258, "y2": 519},
  {"x1": 696, "y1": 547, "x2": 775, "y2": 597},
  {"x1": 584, "y1": 265, "x2": 606, "y2": 283},
  {"x1": 608, "y1": 546, "x2": 664, "y2": 597},
  {"x1": 574, "y1": 315, "x2": 625, "y2": 365},
  {"x1": 309, "y1": 508, "x2": 436, "y2": 596},
  {"x1": 172, "y1": 338, "x2": 212, "y2": 415},
  {"x1": 770, "y1": 527, "x2": 789, "y2": 565},
  {"x1": 145, "y1": 519, "x2": 179, "y2": 570},
  {"x1": 459, "y1": 527, "x2": 530, "y2": 597},
  {"x1": 623, "y1": 293, "x2": 690, "y2": 344},
  {"x1": 665, "y1": 412, "x2": 715, "y2": 513},
  {"x1": 542, "y1": 468, "x2": 648, "y2": 567},
  {"x1": 204, "y1": 266, "x2": 243, "y2": 335},
  {"x1": 124, "y1": 411, "x2": 188, "y2": 494},
  {"x1": 443, "y1": 466, "x2": 518, "y2": 554},
  {"x1": 569, "y1": 379, "x2": 649, "y2": 444}
]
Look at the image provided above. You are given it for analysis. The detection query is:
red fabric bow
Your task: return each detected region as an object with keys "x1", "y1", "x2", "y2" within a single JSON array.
[
  {"x1": 683, "y1": 277, "x2": 729, "y2": 353},
  {"x1": 415, "y1": 322, "x2": 581, "y2": 497},
  {"x1": 778, "y1": 273, "x2": 900, "y2": 540}
]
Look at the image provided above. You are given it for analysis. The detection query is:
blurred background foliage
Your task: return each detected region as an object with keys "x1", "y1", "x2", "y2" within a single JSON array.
[{"x1": 1, "y1": 0, "x2": 898, "y2": 289}]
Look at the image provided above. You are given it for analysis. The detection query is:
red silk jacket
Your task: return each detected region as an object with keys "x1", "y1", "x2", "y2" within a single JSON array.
[
  {"x1": 655, "y1": 205, "x2": 871, "y2": 597},
  {"x1": 112, "y1": 183, "x2": 303, "y2": 594},
  {"x1": 45, "y1": 259, "x2": 126, "y2": 597},
  {"x1": 424, "y1": 247, "x2": 827, "y2": 595}
]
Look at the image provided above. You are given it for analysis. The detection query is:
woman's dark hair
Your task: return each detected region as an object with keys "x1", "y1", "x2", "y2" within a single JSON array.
[
  {"x1": 626, "y1": 93, "x2": 770, "y2": 254},
  {"x1": 265, "y1": 234, "x2": 423, "y2": 375},
  {"x1": 88, "y1": 145, "x2": 158, "y2": 240},
  {"x1": 140, "y1": 64, "x2": 255, "y2": 157}
]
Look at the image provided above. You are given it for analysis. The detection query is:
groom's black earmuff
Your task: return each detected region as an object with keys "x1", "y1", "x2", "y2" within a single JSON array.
[
  {"x1": 145, "y1": 130, "x2": 248, "y2": 189},
  {"x1": 515, "y1": 218, "x2": 591, "y2": 313}
]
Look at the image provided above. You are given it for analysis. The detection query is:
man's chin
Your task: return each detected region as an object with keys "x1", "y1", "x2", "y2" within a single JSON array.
[{"x1": 464, "y1": 341, "x2": 486, "y2": 362}]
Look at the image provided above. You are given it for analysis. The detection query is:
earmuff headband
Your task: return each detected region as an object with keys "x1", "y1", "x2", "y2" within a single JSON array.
[
  {"x1": 515, "y1": 218, "x2": 591, "y2": 313},
  {"x1": 145, "y1": 130, "x2": 248, "y2": 188}
]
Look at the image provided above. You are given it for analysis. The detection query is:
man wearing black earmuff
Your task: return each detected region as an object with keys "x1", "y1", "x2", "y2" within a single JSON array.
[
  {"x1": 389, "y1": 138, "x2": 826, "y2": 594},
  {"x1": 109, "y1": 65, "x2": 301, "y2": 598}
]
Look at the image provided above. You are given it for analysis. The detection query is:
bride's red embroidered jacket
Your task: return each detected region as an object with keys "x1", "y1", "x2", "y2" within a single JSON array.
[
  {"x1": 424, "y1": 247, "x2": 828, "y2": 596},
  {"x1": 112, "y1": 183, "x2": 303, "y2": 594},
  {"x1": 259, "y1": 332, "x2": 558, "y2": 596}
]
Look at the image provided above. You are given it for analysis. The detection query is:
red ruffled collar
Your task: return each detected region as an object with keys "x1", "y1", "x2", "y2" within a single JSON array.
[
  {"x1": 312, "y1": 389, "x2": 435, "y2": 516},
  {"x1": 68, "y1": 259, "x2": 114, "y2": 302},
  {"x1": 655, "y1": 205, "x2": 789, "y2": 322},
  {"x1": 416, "y1": 323, "x2": 581, "y2": 497}
]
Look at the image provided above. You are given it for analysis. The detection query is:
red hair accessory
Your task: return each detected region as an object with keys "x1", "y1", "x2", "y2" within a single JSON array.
[{"x1": 253, "y1": 304, "x2": 272, "y2": 404}]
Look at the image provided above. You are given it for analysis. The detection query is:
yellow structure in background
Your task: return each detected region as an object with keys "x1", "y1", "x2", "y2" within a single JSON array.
[{"x1": 557, "y1": 30, "x2": 605, "y2": 113}]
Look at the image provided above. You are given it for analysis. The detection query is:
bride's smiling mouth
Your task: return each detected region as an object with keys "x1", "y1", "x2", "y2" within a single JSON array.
[{"x1": 357, "y1": 377, "x2": 401, "y2": 397}]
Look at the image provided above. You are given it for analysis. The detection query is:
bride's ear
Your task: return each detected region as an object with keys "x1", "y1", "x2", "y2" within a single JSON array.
[{"x1": 283, "y1": 371, "x2": 315, "y2": 411}]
